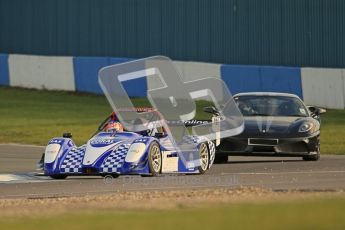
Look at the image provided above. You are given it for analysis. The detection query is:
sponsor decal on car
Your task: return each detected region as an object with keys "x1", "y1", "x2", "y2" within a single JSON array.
[
  {"x1": 90, "y1": 138, "x2": 117, "y2": 147},
  {"x1": 49, "y1": 139, "x2": 64, "y2": 144},
  {"x1": 133, "y1": 138, "x2": 149, "y2": 143}
]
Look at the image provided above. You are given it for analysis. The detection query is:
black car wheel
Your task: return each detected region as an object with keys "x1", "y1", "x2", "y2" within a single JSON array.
[{"x1": 303, "y1": 145, "x2": 320, "y2": 161}]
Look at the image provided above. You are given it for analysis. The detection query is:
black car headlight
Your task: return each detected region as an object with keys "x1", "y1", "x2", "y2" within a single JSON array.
[{"x1": 298, "y1": 122, "x2": 314, "y2": 133}]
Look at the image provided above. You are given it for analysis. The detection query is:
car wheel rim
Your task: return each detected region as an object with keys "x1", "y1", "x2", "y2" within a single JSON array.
[
  {"x1": 151, "y1": 145, "x2": 161, "y2": 172},
  {"x1": 199, "y1": 143, "x2": 209, "y2": 171}
]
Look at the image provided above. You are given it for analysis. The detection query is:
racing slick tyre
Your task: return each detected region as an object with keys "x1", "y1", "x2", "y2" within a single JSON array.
[
  {"x1": 303, "y1": 146, "x2": 320, "y2": 161},
  {"x1": 198, "y1": 142, "x2": 210, "y2": 174},
  {"x1": 147, "y1": 142, "x2": 162, "y2": 176},
  {"x1": 214, "y1": 155, "x2": 228, "y2": 164},
  {"x1": 50, "y1": 175, "x2": 68, "y2": 179}
]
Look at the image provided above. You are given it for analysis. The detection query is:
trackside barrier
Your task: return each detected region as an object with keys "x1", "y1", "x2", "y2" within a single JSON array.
[
  {"x1": 8, "y1": 54, "x2": 75, "y2": 91},
  {"x1": 220, "y1": 64, "x2": 303, "y2": 98},
  {"x1": 2, "y1": 53, "x2": 345, "y2": 109},
  {"x1": 147, "y1": 61, "x2": 221, "y2": 93},
  {"x1": 73, "y1": 57, "x2": 148, "y2": 97},
  {"x1": 0, "y1": 54, "x2": 9, "y2": 86},
  {"x1": 301, "y1": 68, "x2": 345, "y2": 109}
]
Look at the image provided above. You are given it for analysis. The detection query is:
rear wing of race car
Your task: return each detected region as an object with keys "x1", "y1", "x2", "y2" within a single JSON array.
[
  {"x1": 97, "y1": 107, "x2": 215, "y2": 130},
  {"x1": 166, "y1": 119, "x2": 210, "y2": 127},
  {"x1": 95, "y1": 107, "x2": 221, "y2": 136},
  {"x1": 97, "y1": 115, "x2": 211, "y2": 131},
  {"x1": 167, "y1": 106, "x2": 220, "y2": 127},
  {"x1": 95, "y1": 108, "x2": 221, "y2": 145}
]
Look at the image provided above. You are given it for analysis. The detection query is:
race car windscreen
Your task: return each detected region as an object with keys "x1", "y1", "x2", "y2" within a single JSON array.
[{"x1": 234, "y1": 96, "x2": 308, "y2": 117}]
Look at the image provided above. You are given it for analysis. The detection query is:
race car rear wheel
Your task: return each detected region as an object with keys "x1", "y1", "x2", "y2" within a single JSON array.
[
  {"x1": 50, "y1": 175, "x2": 67, "y2": 179},
  {"x1": 198, "y1": 143, "x2": 210, "y2": 174},
  {"x1": 148, "y1": 142, "x2": 162, "y2": 176}
]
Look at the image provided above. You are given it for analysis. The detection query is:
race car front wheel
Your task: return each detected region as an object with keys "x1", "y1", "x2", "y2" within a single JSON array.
[
  {"x1": 148, "y1": 142, "x2": 162, "y2": 176},
  {"x1": 198, "y1": 142, "x2": 210, "y2": 174}
]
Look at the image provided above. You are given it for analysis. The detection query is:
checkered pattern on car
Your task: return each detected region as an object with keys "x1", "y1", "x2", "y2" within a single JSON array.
[
  {"x1": 179, "y1": 135, "x2": 200, "y2": 145},
  {"x1": 100, "y1": 144, "x2": 130, "y2": 173},
  {"x1": 60, "y1": 145, "x2": 86, "y2": 173},
  {"x1": 208, "y1": 141, "x2": 216, "y2": 168},
  {"x1": 179, "y1": 136, "x2": 216, "y2": 167}
]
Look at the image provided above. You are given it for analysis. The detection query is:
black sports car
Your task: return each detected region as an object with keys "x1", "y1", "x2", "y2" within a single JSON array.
[{"x1": 207, "y1": 92, "x2": 326, "y2": 163}]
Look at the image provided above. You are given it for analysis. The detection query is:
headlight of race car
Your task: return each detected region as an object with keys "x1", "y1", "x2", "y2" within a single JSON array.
[
  {"x1": 44, "y1": 144, "x2": 61, "y2": 163},
  {"x1": 298, "y1": 122, "x2": 314, "y2": 133},
  {"x1": 125, "y1": 143, "x2": 146, "y2": 163}
]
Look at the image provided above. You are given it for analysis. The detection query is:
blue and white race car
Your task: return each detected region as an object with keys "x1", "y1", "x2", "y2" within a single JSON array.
[{"x1": 40, "y1": 109, "x2": 215, "y2": 179}]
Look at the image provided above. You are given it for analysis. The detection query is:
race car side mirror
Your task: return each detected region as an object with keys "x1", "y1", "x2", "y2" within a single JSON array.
[
  {"x1": 63, "y1": 132, "x2": 72, "y2": 138},
  {"x1": 308, "y1": 106, "x2": 326, "y2": 115},
  {"x1": 318, "y1": 108, "x2": 327, "y2": 114},
  {"x1": 203, "y1": 106, "x2": 219, "y2": 115}
]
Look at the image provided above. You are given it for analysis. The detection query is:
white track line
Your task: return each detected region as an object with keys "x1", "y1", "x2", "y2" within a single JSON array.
[
  {"x1": 0, "y1": 173, "x2": 50, "y2": 183},
  {"x1": 0, "y1": 174, "x2": 24, "y2": 182}
]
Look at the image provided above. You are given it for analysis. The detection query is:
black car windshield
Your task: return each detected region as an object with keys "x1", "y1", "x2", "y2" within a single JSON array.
[{"x1": 234, "y1": 95, "x2": 308, "y2": 117}]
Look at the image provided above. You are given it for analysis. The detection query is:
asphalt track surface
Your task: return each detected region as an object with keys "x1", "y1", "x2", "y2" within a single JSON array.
[{"x1": 1, "y1": 144, "x2": 345, "y2": 199}]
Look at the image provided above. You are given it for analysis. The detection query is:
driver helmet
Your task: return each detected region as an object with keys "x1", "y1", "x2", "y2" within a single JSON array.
[{"x1": 104, "y1": 121, "x2": 124, "y2": 132}]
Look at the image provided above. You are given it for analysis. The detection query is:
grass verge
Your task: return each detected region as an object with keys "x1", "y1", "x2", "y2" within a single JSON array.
[
  {"x1": 0, "y1": 196, "x2": 345, "y2": 230},
  {"x1": 0, "y1": 87, "x2": 344, "y2": 154}
]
